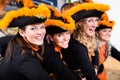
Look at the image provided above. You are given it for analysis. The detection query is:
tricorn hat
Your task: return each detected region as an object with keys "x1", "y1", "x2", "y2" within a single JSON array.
[
  {"x1": 95, "y1": 20, "x2": 115, "y2": 31},
  {"x1": 96, "y1": 13, "x2": 115, "y2": 31},
  {"x1": 45, "y1": 6, "x2": 75, "y2": 34},
  {"x1": 64, "y1": 3, "x2": 110, "y2": 22},
  {"x1": 0, "y1": 3, "x2": 51, "y2": 29}
]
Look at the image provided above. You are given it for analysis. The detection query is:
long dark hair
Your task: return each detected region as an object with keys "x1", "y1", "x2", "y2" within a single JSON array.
[{"x1": 5, "y1": 27, "x2": 45, "y2": 62}]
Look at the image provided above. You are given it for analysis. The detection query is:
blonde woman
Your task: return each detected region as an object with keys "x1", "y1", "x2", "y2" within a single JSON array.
[{"x1": 61, "y1": 2, "x2": 110, "y2": 80}]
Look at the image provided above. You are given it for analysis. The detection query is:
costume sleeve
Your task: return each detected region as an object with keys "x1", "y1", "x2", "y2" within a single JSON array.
[
  {"x1": 111, "y1": 46, "x2": 120, "y2": 61},
  {"x1": 17, "y1": 56, "x2": 52, "y2": 80},
  {"x1": 92, "y1": 50, "x2": 99, "y2": 69},
  {"x1": 1, "y1": 44, "x2": 52, "y2": 80},
  {"x1": 13, "y1": 47, "x2": 52, "y2": 80},
  {"x1": 43, "y1": 42, "x2": 81, "y2": 80},
  {"x1": 62, "y1": 38, "x2": 99, "y2": 80},
  {"x1": 0, "y1": 36, "x2": 13, "y2": 57}
]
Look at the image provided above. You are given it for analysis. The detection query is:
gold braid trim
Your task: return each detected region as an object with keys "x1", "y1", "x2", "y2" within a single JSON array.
[
  {"x1": 0, "y1": 3, "x2": 51, "y2": 29},
  {"x1": 64, "y1": 3, "x2": 110, "y2": 16}
]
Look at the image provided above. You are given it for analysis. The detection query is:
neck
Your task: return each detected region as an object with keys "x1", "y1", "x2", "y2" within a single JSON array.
[
  {"x1": 23, "y1": 37, "x2": 39, "y2": 51},
  {"x1": 98, "y1": 39, "x2": 106, "y2": 47},
  {"x1": 53, "y1": 44, "x2": 61, "y2": 52}
]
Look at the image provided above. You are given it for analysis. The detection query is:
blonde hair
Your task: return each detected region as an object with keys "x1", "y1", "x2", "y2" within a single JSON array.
[{"x1": 72, "y1": 19, "x2": 97, "y2": 61}]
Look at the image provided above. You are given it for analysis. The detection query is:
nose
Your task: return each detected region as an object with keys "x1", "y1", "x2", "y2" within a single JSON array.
[
  {"x1": 36, "y1": 29, "x2": 42, "y2": 34},
  {"x1": 63, "y1": 34, "x2": 69, "y2": 41},
  {"x1": 36, "y1": 28, "x2": 45, "y2": 35},
  {"x1": 92, "y1": 22, "x2": 98, "y2": 28}
]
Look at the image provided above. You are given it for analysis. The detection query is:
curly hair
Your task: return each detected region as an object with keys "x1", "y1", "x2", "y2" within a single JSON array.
[{"x1": 72, "y1": 19, "x2": 97, "y2": 61}]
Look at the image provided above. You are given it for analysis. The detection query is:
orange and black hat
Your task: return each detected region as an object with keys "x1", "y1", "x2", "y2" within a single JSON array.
[
  {"x1": 0, "y1": 3, "x2": 51, "y2": 29},
  {"x1": 45, "y1": 6, "x2": 75, "y2": 34},
  {"x1": 16, "y1": 0, "x2": 36, "y2": 8},
  {"x1": 64, "y1": 3, "x2": 110, "y2": 22},
  {"x1": 95, "y1": 20, "x2": 115, "y2": 31},
  {"x1": 96, "y1": 13, "x2": 115, "y2": 31}
]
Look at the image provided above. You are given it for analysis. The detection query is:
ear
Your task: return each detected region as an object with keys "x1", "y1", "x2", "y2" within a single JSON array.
[
  {"x1": 18, "y1": 29, "x2": 25, "y2": 37},
  {"x1": 95, "y1": 32, "x2": 99, "y2": 37},
  {"x1": 48, "y1": 35, "x2": 54, "y2": 41},
  {"x1": 77, "y1": 21, "x2": 83, "y2": 26}
]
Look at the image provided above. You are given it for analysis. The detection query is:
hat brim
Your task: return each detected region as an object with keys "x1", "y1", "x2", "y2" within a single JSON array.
[
  {"x1": 46, "y1": 26, "x2": 67, "y2": 34},
  {"x1": 95, "y1": 25, "x2": 112, "y2": 31},
  {"x1": 72, "y1": 10, "x2": 104, "y2": 22},
  {"x1": 8, "y1": 16, "x2": 47, "y2": 28}
]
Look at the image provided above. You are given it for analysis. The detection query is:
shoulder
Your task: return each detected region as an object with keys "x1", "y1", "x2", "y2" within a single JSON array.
[
  {"x1": 69, "y1": 38, "x2": 87, "y2": 51},
  {"x1": 0, "y1": 35, "x2": 13, "y2": 47}
]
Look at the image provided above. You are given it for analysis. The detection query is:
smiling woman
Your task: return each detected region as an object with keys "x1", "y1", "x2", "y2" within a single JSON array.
[
  {"x1": 0, "y1": 3, "x2": 53, "y2": 80},
  {"x1": 93, "y1": 0, "x2": 120, "y2": 50}
]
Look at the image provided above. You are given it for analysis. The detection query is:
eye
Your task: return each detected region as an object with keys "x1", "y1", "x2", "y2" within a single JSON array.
[
  {"x1": 30, "y1": 27, "x2": 36, "y2": 30},
  {"x1": 41, "y1": 25, "x2": 45, "y2": 29},
  {"x1": 103, "y1": 29, "x2": 107, "y2": 32},
  {"x1": 96, "y1": 18, "x2": 100, "y2": 22},
  {"x1": 66, "y1": 31, "x2": 71, "y2": 35},
  {"x1": 87, "y1": 19, "x2": 92, "y2": 22},
  {"x1": 57, "y1": 34, "x2": 62, "y2": 37},
  {"x1": 109, "y1": 29, "x2": 112, "y2": 32}
]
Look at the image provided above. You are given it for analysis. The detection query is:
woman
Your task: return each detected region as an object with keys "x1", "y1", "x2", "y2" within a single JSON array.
[
  {"x1": 0, "y1": 5, "x2": 81, "y2": 80},
  {"x1": 61, "y1": 2, "x2": 110, "y2": 80},
  {"x1": 42, "y1": 5, "x2": 81, "y2": 80},
  {"x1": 95, "y1": 13, "x2": 120, "y2": 80},
  {"x1": 0, "y1": 3, "x2": 52, "y2": 80}
]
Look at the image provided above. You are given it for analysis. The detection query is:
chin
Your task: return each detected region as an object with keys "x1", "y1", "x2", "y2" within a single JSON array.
[
  {"x1": 35, "y1": 41, "x2": 43, "y2": 46},
  {"x1": 62, "y1": 45, "x2": 68, "y2": 49}
]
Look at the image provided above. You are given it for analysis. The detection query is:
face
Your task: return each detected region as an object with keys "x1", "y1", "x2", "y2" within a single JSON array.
[
  {"x1": 79, "y1": 17, "x2": 99, "y2": 37},
  {"x1": 96, "y1": 28, "x2": 112, "y2": 42},
  {"x1": 50, "y1": 31, "x2": 71, "y2": 49},
  {"x1": 19, "y1": 23, "x2": 46, "y2": 46}
]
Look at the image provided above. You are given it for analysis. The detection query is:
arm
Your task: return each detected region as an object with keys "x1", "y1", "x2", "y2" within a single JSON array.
[
  {"x1": 62, "y1": 38, "x2": 99, "y2": 80},
  {"x1": 0, "y1": 35, "x2": 13, "y2": 57},
  {"x1": 13, "y1": 46, "x2": 52, "y2": 80},
  {"x1": 92, "y1": 50, "x2": 99, "y2": 74},
  {"x1": 43, "y1": 42, "x2": 81, "y2": 80},
  {"x1": 111, "y1": 46, "x2": 120, "y2": 61},
  {"x1": 1, "y1": 44, "x2": 52, "y2": 80}
]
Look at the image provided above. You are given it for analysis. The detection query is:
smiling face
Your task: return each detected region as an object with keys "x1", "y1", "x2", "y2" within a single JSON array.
[
  {"x1": 78, "y1": 17, "x2": 99, "y2": 37},
  {"x1": 19, "y1": 23, "x2": 46, "y2": 47},
  {"x1": 96, "y1": 28, "x2": 112, "y2": 42},
  {"x1": 49, "y1": 31, "x2": 71, "y2": 49}
]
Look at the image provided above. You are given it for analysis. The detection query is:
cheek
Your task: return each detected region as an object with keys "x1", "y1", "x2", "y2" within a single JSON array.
[
  {"x1": 68, "y1": 35, "x2": 71, "y2": 41},
  {"x1": 25, "y1": 35, "x2": 34, "y2": 42},
  {"x1": 24, "y1": 32, "x2": 35, "y2": 41},
  {"x1": 42, "y1": 29, "x2": 46, "y2": 34},
  {"x1": 99, "y1": 33, "x2": 108, "y2": 39}
]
